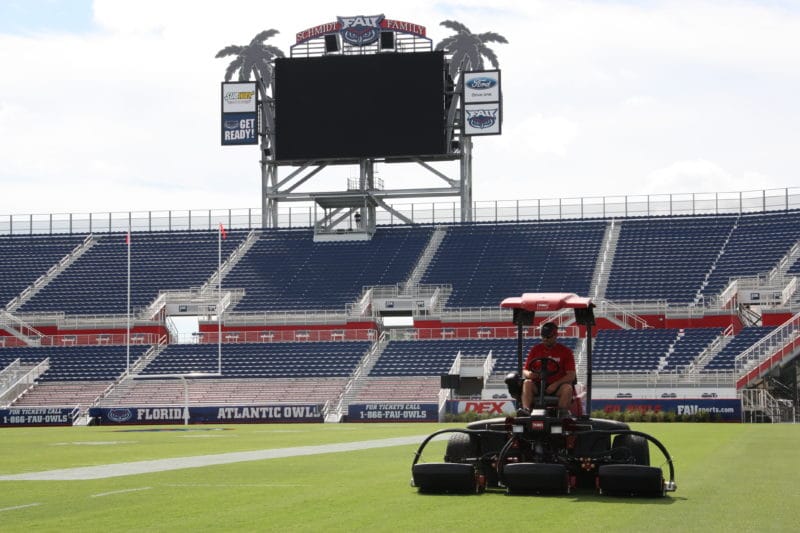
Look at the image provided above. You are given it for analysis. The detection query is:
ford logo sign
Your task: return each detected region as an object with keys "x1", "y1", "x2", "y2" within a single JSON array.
[{"x1": 467, "y1": 77, "x2": 497, "y2": 90}]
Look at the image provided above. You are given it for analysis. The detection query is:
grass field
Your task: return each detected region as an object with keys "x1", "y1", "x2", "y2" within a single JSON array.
[{"x1": 0, "y1": 422, "x2": 798, "y2": 532}]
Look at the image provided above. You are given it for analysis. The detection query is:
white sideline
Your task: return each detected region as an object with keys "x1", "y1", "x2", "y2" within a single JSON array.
[{"x1": 0, "y1": 435, "x2": 427, "y2": 481}]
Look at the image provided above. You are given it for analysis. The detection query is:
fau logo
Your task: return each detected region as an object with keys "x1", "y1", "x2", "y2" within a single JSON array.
[
  {"x1": 338, "y1": 14, "x2": 385, "y2": 46},
  {"x1": 107, "y1": 408, "x2": 133, "y2": 423},
  {"x1": 467, "y1": 109, "x2": 498, "y2": 129},
  {"x1": 467, "y1": 77, "x2": 497, "y2": 90}
]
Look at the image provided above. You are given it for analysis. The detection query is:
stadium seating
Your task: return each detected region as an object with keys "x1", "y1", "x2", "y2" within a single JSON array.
[
  {"x1": 370, "y1": 337, "x2": 579, "y2": 377},
  {"x1": 139, "y1": 341, "x2": 371, "y2": 378},
  {"x1": 17, "y1": 231, "x2": 244, "y2": 315},
  {"x1": 0, "y1": 235, "x2": 86, "y2": 308},
  {"x1": 605, "y1": 216, "x2": 736, "y2": 304},
  {"x1": 0, "y1": 344, "x2": 150, "y2": 381},
  {"x1": 701, "y1": 211, "x2": 800, "y2": 299},
  {"x1": 702, "y1": 326, "x2": 776, "y2": 372},
  {"x1": 224, "y1": 226, "x2": 432, "y2": 311},
  {"x1": 421, "y1": 221, "x2": 605, "y2": 308}
]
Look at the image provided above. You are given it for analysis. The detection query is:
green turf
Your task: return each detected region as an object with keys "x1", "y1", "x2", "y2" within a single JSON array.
[{"x1": 0, "y1": 423, "x2": 798, "y2": 532}]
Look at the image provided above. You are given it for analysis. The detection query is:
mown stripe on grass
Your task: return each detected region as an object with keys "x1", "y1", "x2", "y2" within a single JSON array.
[{"x1": 0, "y1": 435, "x2": 426, "y2": 481}]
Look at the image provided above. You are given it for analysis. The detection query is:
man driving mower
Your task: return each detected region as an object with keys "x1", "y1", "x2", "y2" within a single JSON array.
[{"x1": 518, "y1": 321, "x2": 576, "y2": 417}]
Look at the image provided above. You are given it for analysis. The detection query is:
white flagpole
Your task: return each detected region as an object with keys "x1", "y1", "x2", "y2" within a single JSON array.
[
  {"x1": 126, "y1": 227, "x2": 131, "y2": 373},
  {"x1": 218, "y1": 224, "x2": 222, "y2": 375}
]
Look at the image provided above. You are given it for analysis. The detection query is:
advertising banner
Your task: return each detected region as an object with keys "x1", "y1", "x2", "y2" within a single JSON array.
[
  {"x1": 446, "y1": 399, "x2": 516, "y2": 417},
  {"x1": 221, "y1": 82, "x2": 257, "y2": 113},
  {"x1": 221, "y1": 112, "x2": 258, "y2": 145},
  {"x1": 221, "y1": 82, "x2": 258, "y2": 146},
  {"x1": 347, "y1": 402, "x2": 438, "y2": 422},
  {"x1": 0, "y1": 407, "x2": 76, "y2": 426},
  {"x1": 89, "y1": 404, "x2": 323, "y2": 425},
  {"x1": 590, "y1": 398, "x2": 742, "y2": 421},
  {"x1": 463, "y1": 70, "x2": 502, "y2": 136},
  {"x1": 463, "y1": 71, "x2": 501, "y2": 103},
  {"x1": 464, "y1": 103, "x2": 502, "y2": 135}
]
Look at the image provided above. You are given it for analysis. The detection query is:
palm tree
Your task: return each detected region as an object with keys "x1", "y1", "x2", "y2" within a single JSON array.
[
  {"x1": 435, "y1": 20, "x2": 508, "y2": 79},
  {"x1": 215, "y1": 29, "x2": 285, "y2": 89}
]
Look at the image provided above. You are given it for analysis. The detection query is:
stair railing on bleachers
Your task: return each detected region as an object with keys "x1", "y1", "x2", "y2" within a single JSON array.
[
  {"x1": 405, "y1": 225, "x2": 448, "y2": 287},
  {"x1": 0, "y1": 310, "x2": 45, "y2": 346},
  {"x1": 0, "y1": 358, "x2": 49, "y2": 407},
  {"x1": 735, "y1": 312, "x2": 800, "y2": 388},
  {"x1": 688, "y1": 326, "x2": 733, "y2": 373},
  {"x1": 590, "y1": 218, "x2": 620, "y2": 300},
  {"x1": 597, "y1": 299, "x2": 652, "y2": 330},
  {"x1": 325, "y1": 331, "x2": 388, "y2": 421},
  {"x1": 4, "y1": 234, "x2": 95, "y2": 312},
  {"x1": 202, "y1": 229, "x2": 260, "y2": 295}
]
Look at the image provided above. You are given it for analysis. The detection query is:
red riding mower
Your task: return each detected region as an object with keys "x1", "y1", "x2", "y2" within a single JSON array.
[{"x1": 411, "y1": 293, "x2": 677, "y2": 497}]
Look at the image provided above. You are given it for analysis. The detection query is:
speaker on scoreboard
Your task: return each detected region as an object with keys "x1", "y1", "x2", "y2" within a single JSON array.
[
  {"x1": 324, "y1": 34, "x2": 339, "y2": 53},
  {"x1": 380, "y1": 31, "x2": 395, "y2": 50}
]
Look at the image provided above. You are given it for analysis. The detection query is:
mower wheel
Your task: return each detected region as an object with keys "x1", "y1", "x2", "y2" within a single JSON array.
[
  {"x1": 612, "y1": 434, "x2": 650, "y2": 465},
  {"x1": 444, "y1": 432, "x2": 478, "y2": 463}
]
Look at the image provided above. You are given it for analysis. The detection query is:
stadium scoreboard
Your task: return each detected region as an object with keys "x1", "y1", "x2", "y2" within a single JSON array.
[{"x1": 273, "y1": 51, "x2": 447, "y2": 162}]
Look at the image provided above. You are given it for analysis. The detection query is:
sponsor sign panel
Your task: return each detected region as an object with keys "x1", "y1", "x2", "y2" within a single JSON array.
[
  {"x1": 590, "y1": 399, "x2": 742, "y2": 421},
  {"x1": 463, "y1": 70, "x2": 502, "y2": 136},
  {"x1": 463, "y1": 71, "x2": 501, "y2": 103},
  {"x1": 446, "y1": 399, "x2": 517, "y2": 416},
  {"x1": 89, "y1": 404, "x2": 323, "y2": 425},
  {"x1": 464, "y1": 103, "x2": 502, "y2": 135},
  {"x1": 295, "y1": 16, "x2": 426, "y2": 44},
  {"x1": 0, "y1": 407, "x2": 76, "y2": 426},
  {"x1": 347, "y1": 403, "x2": 438, "y2": 422},
  {"x1": 221, "y1": 82, "x2": 257, "y2": 113},
  {"x1": 221, "y1": 112, "x2": 258, "y2": 145},
  {"x1": 221, "y1": 82, "x2": 258, "y2": 146}
]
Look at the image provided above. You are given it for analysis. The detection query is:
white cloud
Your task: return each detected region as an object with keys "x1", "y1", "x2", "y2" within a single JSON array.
[{"x1": 1, "y1": 0, "x2": 799, "y2": 217}]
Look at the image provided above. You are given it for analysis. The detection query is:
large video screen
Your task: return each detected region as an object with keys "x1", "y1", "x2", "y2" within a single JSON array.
[{"x1": 273, "y1": 51, "x2": 446, "y2": 162}]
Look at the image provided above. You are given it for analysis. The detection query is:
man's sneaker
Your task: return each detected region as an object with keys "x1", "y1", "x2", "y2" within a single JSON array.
[{"x1": 516, "y1": 407, "x2": 531, "y2": 417}]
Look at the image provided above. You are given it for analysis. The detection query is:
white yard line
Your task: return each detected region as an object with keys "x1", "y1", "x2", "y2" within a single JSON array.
[
  {"x1": 0, "y1": 503, "x2": 41, "y2": 512},
  {"x1": 0, "y1": 435, "x2": 427, "y2": 481},
  {"x1": 90, "y1": 487, "x2": 152, "y2": 498}
]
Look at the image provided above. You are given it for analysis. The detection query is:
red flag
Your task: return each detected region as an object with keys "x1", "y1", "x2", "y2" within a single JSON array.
[
  {"x1": 125, "y1": 231, "x2": 130, "y2": 245},
  {"x1": 219, "y1": 223, "x2": 227, "y2": 240}
]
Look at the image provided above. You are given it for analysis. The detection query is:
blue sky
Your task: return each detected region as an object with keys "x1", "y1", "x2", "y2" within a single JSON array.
[
  {"x1": 0, "y1": 0, "x2": 798, "y2": 216},
  {"x1": 0, "y1": 1, "x2": 94, "y2": 34}
]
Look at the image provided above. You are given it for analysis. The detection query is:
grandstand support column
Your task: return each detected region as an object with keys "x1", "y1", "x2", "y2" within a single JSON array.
[
  {"x1": 359, "y1": 159, "x2": 376, "y2": 232},
  {"x1": 263, "y1": 161, "x2": 278, "y2": 228},
  {"x1": 460, "y1": 136, "x2": 473, "y2": 222}
]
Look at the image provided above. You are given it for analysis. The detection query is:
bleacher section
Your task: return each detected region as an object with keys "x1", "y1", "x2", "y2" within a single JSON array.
[
  {"x1": 703, "y1": 326, "x2": 776, "y2": 372},
  {"x1": 370, "y1": 338, "x2": 579, "y2": 377},
  {"x1": 99, "y1": 378, "x2": 347, "y2": 406},
  {"x1": 662, "y1": 328, "x2": 723, "y2": 372},
  {"x1": 421, "y1": 221, "x2": 605, "y2": 308},
  {"x1": 701, "y1": 211, "x2": 800, "y2": 299},
  {"x1": 17, "y1": 231, "x2": 244, "y2": 315},
  {"x1": 605, "y1": 216, "x2": 736, "y2": 304},
  {"x1": 0, "y1": 235, "x2": 87, "y2": 308},
  {"x1": 2, "y1": 210, "x2": 798, "y2": 416},
  {"x1": 139, "y1": 341, "x2": 371, "y2": 378},
  {"x1": 224, "y1": 226, "x2": 433, "y2": 311},
  {"x1": 0, "y1": 345, "x2": 150, "y2": 381}
]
